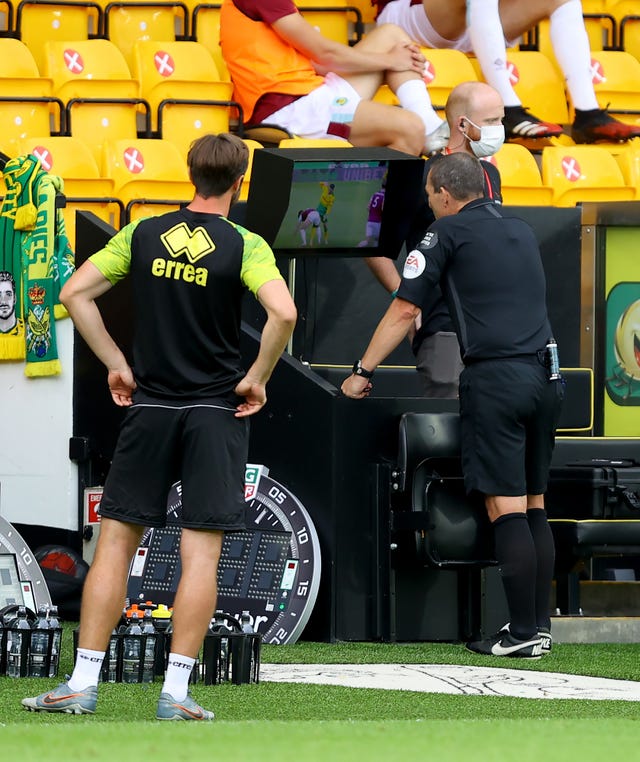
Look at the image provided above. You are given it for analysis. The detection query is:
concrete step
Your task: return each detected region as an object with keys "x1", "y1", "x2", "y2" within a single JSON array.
[
  {"x1": 553, "y1": 580, "x2": 640, "y2": 617},
  {"x1": 551, "y1": 615, "x2": 640, "y2": 643}
]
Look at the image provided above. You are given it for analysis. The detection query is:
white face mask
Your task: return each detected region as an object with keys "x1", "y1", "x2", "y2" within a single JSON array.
[{"x1": 464, "y1": 119, "x2": 505, "y2": 158}]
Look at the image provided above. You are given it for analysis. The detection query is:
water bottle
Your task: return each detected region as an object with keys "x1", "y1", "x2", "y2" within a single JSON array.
[
  {"x1": 122, "y1": 613, "x2": 143, "y2": 683},
  {"x1": 105, "y1": 628, "x2": 119, "y2": 682},
  {"x1": 141, "y1": 610, "x2": 157, "y2": 683},
  {"x1": 47, "y1": 606, "x2": 62, "y2": 678},
  {"x1": 7, "y1": 607, "x2": 31, "y2": 678},
  {"x1": 28, "y1": 605, "x2": 50, "y2": 678},
  {"x1": 211, "y1": 610, "x2": 230, "y2": 682},
  {"x1": 546, "y1": 337, "x2": 561, "y2": 381},
  {"x1": 240, "y1": 611, "x2": 254, "y2": 634}
]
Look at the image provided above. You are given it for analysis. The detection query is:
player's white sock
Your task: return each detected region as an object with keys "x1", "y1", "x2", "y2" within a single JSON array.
[
  {"x1": 67, "y1": 648, "x2": 105, "y2": 690},
  {"x1": 396, "y1": 79, "x2": 443, "y2": 133},
  {"x1": 162, "y1": 653, "x2": 196, "y2": 702},
  {"x1": 549, "y1": 0, "x2": 599, "y2": 111},
  {"x1": 467, "y1": 0, "x2": 521, "y2": 107}
]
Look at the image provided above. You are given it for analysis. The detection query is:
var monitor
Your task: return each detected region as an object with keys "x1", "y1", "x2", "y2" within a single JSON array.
[{"x1": 245, "y1": 147, "x2": 425, "y2": 258}]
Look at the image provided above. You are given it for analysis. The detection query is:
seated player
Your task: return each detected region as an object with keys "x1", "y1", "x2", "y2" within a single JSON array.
[
  {"x1": 376, "y1": 0, "x2": 640, "y2": 143},
  {"x1": 357, "y1": 181, "x2": 386, "y2": 248},
  {"x1": 220, "y1": 0, "x2": 452, "y2": 156}
]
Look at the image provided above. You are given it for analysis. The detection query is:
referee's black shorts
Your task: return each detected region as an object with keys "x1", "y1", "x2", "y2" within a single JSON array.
[
  {"x1": 459, "y1": 358, "x2": 564, "y2": 497},
  {"x1": 98, "y1": 396, "x2": 248, "y2": 531}
]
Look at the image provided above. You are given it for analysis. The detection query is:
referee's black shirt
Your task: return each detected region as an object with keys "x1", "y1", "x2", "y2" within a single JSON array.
[{"x1": 397, "y1": 198, "x2": 552, "y2": 363}]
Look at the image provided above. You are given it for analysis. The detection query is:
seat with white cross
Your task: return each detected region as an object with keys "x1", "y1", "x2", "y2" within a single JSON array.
[
  {"x1": 101, "y1": 137, "x2": 192, "y2": 223},
  {"x1": 578, "y1": 50, "x2": 640, "y2": 129},
  {"x1": 131, "y1": 39, "x2": 238, "y2": 134},
  {"x1": 541, "y1": 145, "x2": 635, "y2": 206}
]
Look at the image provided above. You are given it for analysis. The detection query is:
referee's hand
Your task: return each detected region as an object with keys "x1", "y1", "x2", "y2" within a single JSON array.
[{"x1": 234, "y1": 377, "x2": 267, "y2": 417}]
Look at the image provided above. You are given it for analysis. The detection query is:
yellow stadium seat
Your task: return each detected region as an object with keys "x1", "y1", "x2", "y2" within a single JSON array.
[
  {"x1": 103, "y1": 1, "x2": 189, "y2": 70},
  {"x1": 42, "y1": 39, "x2": 139, "y2": 103},
  {"x1": 65, "y1": 98, "x2": 152, "y2": 164},
  {"x1": 487, "y1": 143, "x2": 554, "y2": 206},
  {"x1": 239, "y1": 138, "x2": 263, "y2": 202},
  {"x1": 375, "y1": 48, "x2": 478, "y2": 111},
  {"x1": 191, "y1": 3, "x2": 228, "y2": 80},
  {"x1": 0, "y1": 38, "x2": 53, "y2": 97},
  {"x1": 158, "y1": 100, "x2": 241, "y2": 159},
  {"x1": 0, "y1": 99, "x2": 65, "y2": 157},
  {"x1": 499, "y1": 51, "x2": 569, "y2": 125},
  {"x1": 15, "y1": 0, "x2": 103, "y2": 72},
  {"x1": 614, "y1": 144, "x2": 640, "y2": 199},
  {"x1": 346, "y1": 0, "x2": 376, "y2": 24},
  {"x1": 131, "y1": 39, "x2": 235, "y2": 131},
  {"x1": 582, "y1": 50, "x2": 640, "y2": 128},
  {"x1": 610, "y1": 1, "x2": 640, "y2": 62},
  {"x1": 17, "y1": 135, "x2": 123, "y2": 241},
  {"x1": 294, "y1": 0, "x2": 364, "y2": 46},
  {"x1": 277, "y1": 137, "x2": 352, "y2": 148},
  {"x1": 541, "y1": 144, "x2": 636, "y2": 205},
  {"x1": 101, "y1": 137, "x2": 192, "y2": 222},
  {"x1": 421, "y1": 48, "x2": 479, "y2": 113}
]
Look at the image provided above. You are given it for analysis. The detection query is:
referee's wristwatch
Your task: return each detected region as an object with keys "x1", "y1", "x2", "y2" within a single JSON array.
[{"x1": 352, "y1": 360, "x2": 374, "y2": 380}]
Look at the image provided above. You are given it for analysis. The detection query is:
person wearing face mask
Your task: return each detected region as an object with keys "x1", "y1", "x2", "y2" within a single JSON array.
[
  {"x1": 375, "y1": 0, "x2": 640, "y2": 144},
  {"x1": 364, "y1": 80, "x2": 504, "y2": 397}
]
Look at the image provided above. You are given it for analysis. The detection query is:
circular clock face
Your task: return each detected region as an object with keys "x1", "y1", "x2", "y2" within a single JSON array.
[
  {"x1": 127, "y1": 465, "x2": 321, "y2": 645},
  {"x1": 0, "y1": 515, "x2": 52, "y2": 612}
]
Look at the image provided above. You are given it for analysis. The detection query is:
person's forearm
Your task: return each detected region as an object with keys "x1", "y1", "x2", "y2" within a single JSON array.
[
  {"x1": 364, "y1": 256, "x2": 401, "y2": 293},
  {"x1": 360, "y1": 297, "x2": 418, "y2": 370},
  {"x1": 65, "y1": 297, "x2": 129, "y2": 372},
  {"x1": 244, "y1": 316, "x2": 296, "y2": 385}
]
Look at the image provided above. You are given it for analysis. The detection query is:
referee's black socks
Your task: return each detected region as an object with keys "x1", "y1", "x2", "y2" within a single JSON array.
[
  {"x1": 493, "y1": 512, "x2": 537, "y2": 641},
  {"x1": 526, "y1": 507, "x2": 555, "y2": 632}
]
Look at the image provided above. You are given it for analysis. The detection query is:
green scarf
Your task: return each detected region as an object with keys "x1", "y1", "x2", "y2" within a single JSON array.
[{"x1": 0, "y1": 154, "x2": 75, "y2": 376}]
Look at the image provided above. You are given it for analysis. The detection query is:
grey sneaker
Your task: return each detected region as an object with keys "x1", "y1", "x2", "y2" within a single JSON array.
[
  {"x1": 22, "y1": 682, "x2": 97, "y2": 714},
  {"x1": 466, "y1": 630, "x2": 543, "y2": 659},
  {"x1": 424, "y1": 121, "x2": 450, "y2": 155},
  {"x1": 500, "y1": 622, "x2": 552, "y2": 654},
  {"x1": 156, "y1": 691, "x2": 215, "y2": 721}
]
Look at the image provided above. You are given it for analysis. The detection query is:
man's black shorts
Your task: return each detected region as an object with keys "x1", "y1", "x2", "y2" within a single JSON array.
[
  {"x1": 98, "y1": 397, "x2": 249, "y2": 530},
  {"x1": 459, "y1": 358, "x2": 564, "y2": 496}
]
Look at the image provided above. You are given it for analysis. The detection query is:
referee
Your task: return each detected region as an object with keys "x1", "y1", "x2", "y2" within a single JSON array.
[{"x1": 342, "y1": 152, "x2": 564, "y2": 659}]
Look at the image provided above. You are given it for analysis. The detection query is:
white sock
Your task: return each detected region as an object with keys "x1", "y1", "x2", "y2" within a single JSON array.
[
  {"x1": 68, "y1": 648, "x2": 105, "y2": 690},
  {"x1": 162, "y1": 653, "x2": 196, "y2": 701},
  {"x1": 467, "y1": 0, "x2": 521, "y2": 107},
  {"x1": 549, "y1": 0, "x2": 599, "y2": 111},
  {"x1": 395, "y1": 79, "x2": 443, "y2": 133}
]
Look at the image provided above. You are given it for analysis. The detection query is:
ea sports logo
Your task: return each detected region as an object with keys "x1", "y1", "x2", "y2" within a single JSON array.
[{"x1": 403, "y1": 250, "x2": 426, "y2": 279}]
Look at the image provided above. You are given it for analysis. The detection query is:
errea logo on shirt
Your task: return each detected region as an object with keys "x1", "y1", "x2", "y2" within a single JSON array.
[
  {"x1": 403, "y1": 250, "x2": 426, "y2": 279},
  {"x1": 152, "y1": 222, "x2": 215, "y2": 285}
]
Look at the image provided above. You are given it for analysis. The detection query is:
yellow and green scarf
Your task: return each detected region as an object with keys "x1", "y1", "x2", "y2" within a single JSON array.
[{"x1": 0, "y1": 154, "x2": 75, "y2": 376}]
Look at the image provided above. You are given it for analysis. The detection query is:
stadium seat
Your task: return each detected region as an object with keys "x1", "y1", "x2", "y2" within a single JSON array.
[
  {"x1": 374, "y1": 48, "x2": 478, "y2": 111},
  {"x1": 278, "y1": 137, "x2": 352, "y2": 148},
  {"x1": 158, "y1": 98, "x2": 241, "y2": 159},
  {"x1": 610, "y1": 1, "x2": 640, "y2": 61},
  {"x1": 65, "y1": 97, "x2": 152, "y2": 164},
  {"x1": 239, "y1": 138, "x2": 263, "y2": 202},
  {"x1": 16, "y1": 135, "x2": 123, "y2": 241},
  {"x1": 42, "y1": 39, "x2": 140, "y2": 103},
  {"x1": 499, "y1": 50, "x2": 569, "y2": 126},
  {"x1": 581, "y1": 50, "x2": 640, "y2": 128},
  {"x1": 191, "y1": 3, "x2": 228, "y2": 80},
  {"x1": 131, "y1": 39, "x2": 236, "y2": 132},
  {"x1": 486, "y1": 144, "x2": 554, "y2": 206},
  {"x1": 0, "y1": 38, "x2": 53, "y2": 97},
  {"x1": 103, "y1": 1, "x2": 189, "y2": 70},
  {"x1": 613, "y1": 144, "x2": 640, "y2": 199},
  {"x1": 15, "y1": 0, "x2": 103, "y2": 73},
  {"x1": 0, "y1": 98, "x2": 65, "y2": 157},
  {"x1": 101, "y1": 137, "x2": 192, "y2": 222},
  {"x1": 541, "y1": 144, "x2": 636, "y2": 205},
  {"x1": 294, "y1": 0, "x2": 364, "y2": 46},
  {"x1": 345, "y1": 0, "x2": 376, "y2": 24}
]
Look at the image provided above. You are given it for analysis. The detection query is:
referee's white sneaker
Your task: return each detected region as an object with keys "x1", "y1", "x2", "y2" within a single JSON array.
[{"x1": 466, "y1": 630, "x2": 543, "y2": 659}]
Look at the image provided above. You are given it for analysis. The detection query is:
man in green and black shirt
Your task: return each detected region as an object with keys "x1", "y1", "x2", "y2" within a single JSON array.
[{"x1": 22, "y1": 134, "x2": 297, "y2": 721}]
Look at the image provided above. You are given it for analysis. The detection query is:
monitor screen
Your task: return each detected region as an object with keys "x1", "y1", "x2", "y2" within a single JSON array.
[{"x1": 245, "y1": 147, "x2": 425, "y2": 259}]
